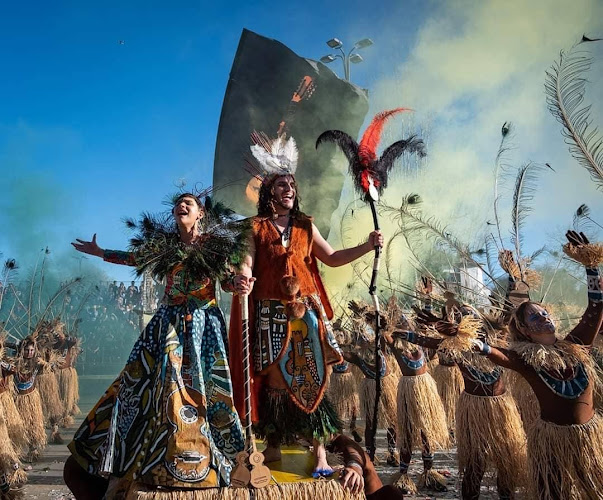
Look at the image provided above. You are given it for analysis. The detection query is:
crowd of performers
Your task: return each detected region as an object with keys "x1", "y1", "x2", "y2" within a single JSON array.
[
  {"x1": 2, "y1": 112, "x2": 602, "y2": 500},
  {"x1": 0, "y1": 318, "x2": 81, "y2": 498}
]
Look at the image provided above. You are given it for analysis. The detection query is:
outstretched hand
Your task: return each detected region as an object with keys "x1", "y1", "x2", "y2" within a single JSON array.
[
  {"x1": 498, "y1": 249, "x2": 516, "y2": 274},
  {"x1": 412, "y1": 306, "x2": 441, "y2": 325},
  {"x1": 71, "y1": 234, "x2": 104, "y2": 258},
  {"x1": 566, "y1": 230, "x2": 590, "y2": 247},
  {"x1": 420, "y1": 276, "x2": 433, "y2": 295}
]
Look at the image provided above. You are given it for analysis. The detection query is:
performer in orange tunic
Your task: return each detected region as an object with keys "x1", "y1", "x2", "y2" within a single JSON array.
[{"x1": 231, "y1": 133, "x2": 383, "y2": 476}]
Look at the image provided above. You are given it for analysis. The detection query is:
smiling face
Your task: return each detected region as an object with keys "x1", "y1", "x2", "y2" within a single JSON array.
[
  {"x1": 516, "y1": 302, "x2": 556, "y2": 345},
  {"x1": 172, "y1": 195, "x2": 204, "y2": 230},
  {"x1": 272, "y1": 175, "x2": 296, "y2": 211}
]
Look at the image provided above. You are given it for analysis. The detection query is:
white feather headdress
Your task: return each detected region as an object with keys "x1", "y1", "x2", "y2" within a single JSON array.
[{"x1": 248, "y1": 131, "x2": 298, "y2": 178}]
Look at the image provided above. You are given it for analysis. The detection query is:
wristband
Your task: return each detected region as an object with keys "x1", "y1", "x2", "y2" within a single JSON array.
[
  {"x1": 587, "y1": 268, "x2": 602, "y2": 303},
  {"x1": 344, "y1": 460, "x2": 363, "y2": 473},
  {"x1": 476, "y1": 340, "x2": 491, "y2": 355}
]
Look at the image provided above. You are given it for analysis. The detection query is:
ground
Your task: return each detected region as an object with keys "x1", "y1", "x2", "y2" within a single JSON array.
[{"x1": 21, "y1": 419, "x2": 515, "y2": 499}]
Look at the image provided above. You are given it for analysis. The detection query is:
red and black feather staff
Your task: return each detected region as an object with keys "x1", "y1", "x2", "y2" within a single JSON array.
[{"x1": 316, "y1": 108, "x2": 426, "y2": 461}]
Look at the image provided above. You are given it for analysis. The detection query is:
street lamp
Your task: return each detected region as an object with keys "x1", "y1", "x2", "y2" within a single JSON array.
[{"x1": 320, "y1": 37, "x2": 373, "y2": 82}]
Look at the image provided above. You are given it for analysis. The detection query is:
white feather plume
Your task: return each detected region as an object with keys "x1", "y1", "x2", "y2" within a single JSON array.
[{"x1": 250, "y1": 135, "x2": 298, "y2": 176}]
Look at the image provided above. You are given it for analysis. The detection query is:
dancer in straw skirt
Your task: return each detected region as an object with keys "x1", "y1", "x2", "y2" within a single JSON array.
[
  {"x1": 467, "y1": 231, "x2": 603, "y2": 499},
  {"x1": 327, "y1": 322, "x2": 362, "y2": 443},
  {"x1": 410, "y1": 302, "x2": 528, "y2": 499},
  {"x1": 10, "y1": 336, "x2": 48, "y2": 462}
]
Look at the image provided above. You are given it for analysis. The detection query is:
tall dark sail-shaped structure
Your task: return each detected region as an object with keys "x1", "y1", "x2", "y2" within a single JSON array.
[{"x1": 213, "y1": 29, "x2": 369, "y2": 236}]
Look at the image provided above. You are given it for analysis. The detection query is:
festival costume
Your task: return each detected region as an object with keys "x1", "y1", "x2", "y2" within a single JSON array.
[
  {"x1": 394, "y1": 351, "x2": 449, "y2": 453},
  {"x1": 0, "y1": 365, "x2": 26, "y2": 460},
  {"x1": 455, "y1": 356, "x2": 527, "y2": 494},
  {"x1": 510, "y1": 339, "x2": 603, "y2": 500},
  {"x1": 0, "y1": 362, "x2": 26, "y2": 497},
  {"x1": 231, "y1": 215, "x2": 343, "y2": 445},
  {"x1": 400, "y1": 310, "x2": 528, "y2": 496},
  {"x1": 54, "y1": 336, "x2": 80, "y2": 426},
  {"x1": 357, "y1": 352, "x2": 398, "y2": 431},
  {"x1": 11, "y1": 360, "x2": 47, "y2": 462},
  {"x1": 68, "y1": 201, "x2": 248, "y2": 490},
  {"x1": 326, "y1": 361, "x2": 361, "y2": 433},
  {"x1": 478, "y1": 240, "x2": 603, "y2": 500},
  {"x1": 36, "y1": 359, "x2": 62, "y2": 427},
  {"x1": 431, "y1": 353, "x2": 463, "y2": 432}
]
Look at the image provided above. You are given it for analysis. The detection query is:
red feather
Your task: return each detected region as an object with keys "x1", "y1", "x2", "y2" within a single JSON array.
[
  {"x1": 358, "y1": 108, "x2": 412, "y2": 167},
  {"x1": 360, "y1": 170, "x2": 380, "y2": 193}
]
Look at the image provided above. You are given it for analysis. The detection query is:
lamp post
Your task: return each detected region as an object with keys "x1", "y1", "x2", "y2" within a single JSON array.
[{"x1": 320, "y1": 37, "x2": 373, "y2": 82}]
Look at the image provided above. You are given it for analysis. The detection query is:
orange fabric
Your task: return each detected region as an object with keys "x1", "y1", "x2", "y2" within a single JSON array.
[
  {"x1": 251, "y1": 216, "x2": 317, "y2": 300},
  {"x1": 229, "y1": 215, "x2": 337, "y2": 421}
]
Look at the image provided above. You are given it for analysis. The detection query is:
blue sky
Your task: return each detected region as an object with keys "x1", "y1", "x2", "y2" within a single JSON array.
[
  {"x1": 0, "y1": 0, "x2": 425, "y2": 282},
  {"x1": 1, "y1": 0, "x2": 602, "y2": 287}
]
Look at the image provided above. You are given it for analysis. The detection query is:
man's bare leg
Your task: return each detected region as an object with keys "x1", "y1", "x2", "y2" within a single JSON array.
[{"x1": 313, "y1": 439, "x2": 334, "y2": 476}]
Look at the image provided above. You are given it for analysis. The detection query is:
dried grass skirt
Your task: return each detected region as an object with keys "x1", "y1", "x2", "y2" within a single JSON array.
[
  {"x1": 396, "y1": 373, "x2": 450, "y2": 452},
  {"x1": 527, "y1": 413, "x2": 603, "y2": 500},
  {"x1": 456, "y1": 391, "x2": 527, "y2": 491}
]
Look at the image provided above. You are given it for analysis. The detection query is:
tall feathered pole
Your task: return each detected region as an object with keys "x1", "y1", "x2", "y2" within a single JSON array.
[{"x1": 316, "y1": 108, "x2": 426, "y2": 460}]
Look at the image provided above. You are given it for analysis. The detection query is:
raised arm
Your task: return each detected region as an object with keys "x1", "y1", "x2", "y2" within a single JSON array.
[
  {"x1": 563, "y1": 231, "x2": 603, "y2": 346},
  {"x1": 311, "y1": 224, "x2": 383, "y2": 268},
  {"x1": 71, "y1": 233, "x2": 136, "y2": 267},
  {"x1": 391, "y1": 330, "x2": 443, "y2": 350},
  {"x1": 472, "y1": 341, "x2": 524, "y2": 372},
  {"x1": 344, "y1": 350, "x2": 386, "y2": 379}
]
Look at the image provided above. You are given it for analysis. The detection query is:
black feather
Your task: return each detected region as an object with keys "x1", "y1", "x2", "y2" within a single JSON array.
[
  {"x1": 316, "y1": 130, "x2": 360, "y2": 172},
  {"x1": 374, "y1": 136, "x2": 426, "y2": 191}
]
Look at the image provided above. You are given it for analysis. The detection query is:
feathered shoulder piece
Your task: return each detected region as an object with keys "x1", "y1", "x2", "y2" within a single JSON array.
[
  {"x1": 124, "y1": 196, "x2": 251, "y2": 281},
  {"x1": 248, "y1": 131, "x2": 298, "y2": 180}
]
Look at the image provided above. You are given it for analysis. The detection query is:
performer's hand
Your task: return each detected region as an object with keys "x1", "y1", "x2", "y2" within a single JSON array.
[
  {"x1": 498, "y1": 249, "x2": 516, "y2": 274},
  {"x1": 412, "y1": 306, "x2": 441, "y2": 325},
  {"x1": 71, "y1": 234, "x2": 104, "y2": 258},
  {"x1": 233, "y1": 274, "x2": 256, "y2": 295},
  {"x1": 392, "y1": 330, "x2": 412, "y2": 341},
  {"x1": 434, "y1": 320, "x2": 459, "y2": 337},
  {"x1": 368, "y1": 230, "x2": 384, "y2": 248},
  {"x1": 339, "y1": 464, "x2": 364, "y2": 494},
  {"x1": 420, "y1": 276, "x2": 433, "y2": 295},
  {"x1": 566, "y1": 230, "x2": 590, "y2": 247}
]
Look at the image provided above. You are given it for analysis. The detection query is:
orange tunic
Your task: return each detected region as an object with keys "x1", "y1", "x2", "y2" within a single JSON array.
[{"x1": 229, "y1": 215, "x2": 342, "y2": 418}]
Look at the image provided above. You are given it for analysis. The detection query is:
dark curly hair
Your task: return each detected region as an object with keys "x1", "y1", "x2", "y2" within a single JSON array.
[
  {"x1": 173, "y1": 192, "x2": 203, "y2": 210},
  {"x1": 257, "y1": 174, "x2": 303, "y2": 218}
]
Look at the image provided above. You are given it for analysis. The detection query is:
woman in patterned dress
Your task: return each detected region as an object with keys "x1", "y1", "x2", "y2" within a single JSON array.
[{"x1": 64, "y1": 193, "x2": 248, "y2": 499}]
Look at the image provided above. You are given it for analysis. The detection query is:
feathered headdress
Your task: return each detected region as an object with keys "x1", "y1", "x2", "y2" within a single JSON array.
[
  {"x1": 247, "y1": 132, "x2": 299, "y2": 182},
  {"x1": 316, "y1": 108, "x2": 426, "y2": 201}
]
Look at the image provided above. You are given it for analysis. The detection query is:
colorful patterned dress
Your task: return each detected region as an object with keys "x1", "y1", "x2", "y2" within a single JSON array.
[{"x1": 68, "y1": 250, "x2": 244, "y2": 488}]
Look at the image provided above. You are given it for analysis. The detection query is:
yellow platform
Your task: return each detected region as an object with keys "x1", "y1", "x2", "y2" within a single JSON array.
[{"x1": 125, "y1": 446, "x2": 366, "y2": 499}]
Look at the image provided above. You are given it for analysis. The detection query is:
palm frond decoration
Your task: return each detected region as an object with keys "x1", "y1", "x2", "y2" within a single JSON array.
[
  {"x1": 492, "y1": 121, "x2": 515, "y2": 247},
  {"x1": 510, "y1": 162, "x2": 550, "y2": 272},
  {"x1": 545, "y1": 39, "x2": 603, "y2": 190},
  {"x1": 0, "y1": 258, "x2": 18, "y2": 311},
  {"x1": 573, "y1": 203, "x2": 603, "y2": 232},
  {"x1": 390, "y1": 197, "x2": 502, "y2": 290}
]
